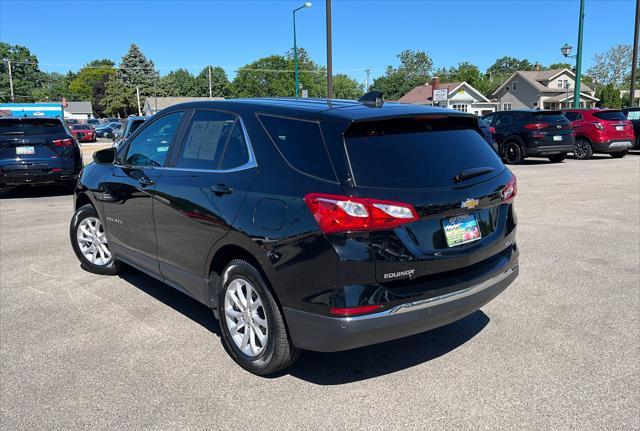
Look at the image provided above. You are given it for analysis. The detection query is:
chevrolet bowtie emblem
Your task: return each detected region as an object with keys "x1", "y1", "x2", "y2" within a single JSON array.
[{"x1": 461, "y1": 198, "x2": 479, "y2": 209}]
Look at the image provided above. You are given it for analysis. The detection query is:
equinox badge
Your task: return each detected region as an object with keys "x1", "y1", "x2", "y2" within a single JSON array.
[{"x1": 461, "y1": 198, "x2": 479, "y2": 209}]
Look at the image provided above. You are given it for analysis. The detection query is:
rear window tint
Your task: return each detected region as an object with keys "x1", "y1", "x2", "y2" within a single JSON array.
[
  {"x1": 0, "y1": 119, "x2": 66, "y2": 135},
  {"x1": 593, "y1": 111, "x2": 626, "y2": 121},
  {"x1": 258, "y1": 115, "x2": 336, "y2": 181},
  {"x1": 345, "y1": 117, "x2": 504, "y2": 189},
  {"x1": 530, "y1": 112, "x2": 569, "y2": 123},
  {"x1": 563, "y1": 112, "x2": 580, "y2": 121}
]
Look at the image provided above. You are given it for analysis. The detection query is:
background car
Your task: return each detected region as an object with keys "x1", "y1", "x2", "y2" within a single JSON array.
[
  {"x1": 87, "y1": 118, "x2": 101, "y2": 128},
  {"x1": 478, "y1": 117, "x2": 498, "y2": 153},
  {"x1": 95, "y1": 122, "x2": 122, "y2": 139},
  {"x1": 562, "y1": 109, "x2": 634, "y2": 159},
  {"x1": 0, "y1": 117, "x2": 82, "y2": 193},
  {"x1": 481, "y1": 110, "x2": 575, "y2": 164},
  {"x1": 621, "y1": 107, "x2": 640, "y2": 150},
  {"x1": 70, "y1": 124, "x2": 96, "y2": 142},
  {"x1": 112, "y1": 116, "x2": 148, "y2": 149},
  {"x1": 65, "y1": 118, "x2": 79, "y2": 127}
]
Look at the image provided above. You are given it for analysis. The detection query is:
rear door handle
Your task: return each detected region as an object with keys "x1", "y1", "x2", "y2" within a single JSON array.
[
  {"x1": 211, "y1": 184, "x2": 233, "y2": 195},
  {"x1": 138, "y1": 176, "x2": 155, "y2": 187}
]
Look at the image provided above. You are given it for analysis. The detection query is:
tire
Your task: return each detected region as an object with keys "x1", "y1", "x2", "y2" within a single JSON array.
[
  {"x1": 503, "y1": 141, "x2": 524, "y2": 164},
  {"x1": 70, "y1": 204, "x2": 121, "y2": 275},
  {"x1": 548, "y1": 153, "x2": 566, "y2": 163},
  {"x1": 218, "y1": 259, "x2": 299, "y2": 375},
  {"x1": 574, "y1": 138, "x2": 593, "y2": 160},
  {"x1": 610, "y1": 151, "x2": 627, "y2": 158}
]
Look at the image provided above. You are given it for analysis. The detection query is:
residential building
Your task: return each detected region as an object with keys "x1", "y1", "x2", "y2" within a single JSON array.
[
  {"x1": 63, "y1": 101, "x2": 93, "y2": 120},
  {"x1": 143, "y1": 97, "x2": 224, "y2": 116},
  {"x1": 492, "y1": 68, "x2": 599, "y2": 110},
  {"x1": 397, "y1": 77, "x2": 496, "y2": 115}
]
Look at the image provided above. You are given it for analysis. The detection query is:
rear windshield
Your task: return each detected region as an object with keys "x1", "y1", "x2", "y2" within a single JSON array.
[
  {"x1": 344, "y1": 116, "x2": 504, "y2": 189},
  {"x1": 72, "y1": 124, "x2": 91, "y2": 130},
  {"x1": 593, "y1": 111, "x2": 626, "y2": 121},
  {"x1": 0, "y1": 119, "x2": 66, "y2": 135},
  {"x1": 530, "y1": 111, "x2": 568, "y2": 123}
]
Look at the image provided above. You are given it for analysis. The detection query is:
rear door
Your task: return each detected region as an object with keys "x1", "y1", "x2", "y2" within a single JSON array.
[
  {"x1": 153, "y1": 109, "x2": 257, "y2": 303},
  {"x1": 339, "y1": 115, "x2": 515, "y2": 283}
]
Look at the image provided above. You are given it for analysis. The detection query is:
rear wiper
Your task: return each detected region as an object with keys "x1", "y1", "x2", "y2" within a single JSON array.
[{"x1": 452, "y1": 167, "x2": 495, "y2": 183}]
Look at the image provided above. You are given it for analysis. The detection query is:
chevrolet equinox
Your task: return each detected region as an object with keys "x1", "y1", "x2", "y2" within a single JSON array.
[{"x1": 70, "y1": 95, "x2": 519, "y2": 375}]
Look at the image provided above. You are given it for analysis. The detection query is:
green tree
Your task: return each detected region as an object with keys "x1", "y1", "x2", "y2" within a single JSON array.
[
  {"x1": 332, "y1": 74, "x2": 363, "y2": 99},
  {"x1": 0, "y1": 42, "x2": 43, "y2": 102},
  {"x1": 194, "y1": 66, "x2": 232, "y2": 97},
  {"x1": 158, "y1": 68, "x2": 197, "y2": 96},
  {"x1": 448, "y1": 62, "x2": 486, "y2": 91},
  {"x1": 233, "y1": 48, "x2": 325, "y2": 98},
  {"x1": 485, "y1": 56, "x2": 535, "y2": 95},
  {"x1": 546, "y1": 62, "x2": 572, "y2": 70},
  {"x1": 596, "y1": 83, "x2": 623, "y2": 108},
  {"x1": 587, "y1": 44, "x2": 633, "y2": 90},
  {"x1": 101, "y1": 76, "x2": 136, "y2": 117},
  {"x1": 32, "y1": 72, "x2": 74, "y2": 101},
  {"x1": 69, "y1": 61, "x2": 116, "y2": 99},
  {"x1": 117, "y1": 43, "x2": 156, "y2": 96},
  {"x1": 370, "y1": 50, "x2": 433, "y2": 100}
]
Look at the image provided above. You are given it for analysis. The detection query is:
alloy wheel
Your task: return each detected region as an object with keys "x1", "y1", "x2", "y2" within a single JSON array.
[
  {"x1": 224, "y1": 278, "x2": 269, "y2": 357},
  {"x1": 575, "y1": 140, "x2": 589, "y2": 159},
  {"x1": 76, "y1": 217, "x2": 112, "y2": 266},
  {"x1": 505, "y1": 143, "x2": 521, "y2": 164}
]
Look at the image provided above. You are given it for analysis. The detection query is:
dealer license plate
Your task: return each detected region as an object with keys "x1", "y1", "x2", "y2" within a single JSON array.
[
  {"x1": 553, "y1": 135, "x2": 562, "y2": 141},
  {"x1": 443, "y1": 213, "x2": 482, "y2": 247},
  {"x1": 16, "y1": 146, "x2": 35, "y2": 155},
  {"x1": 616, "y1": 125, "x2": 624, "y2": 131}
]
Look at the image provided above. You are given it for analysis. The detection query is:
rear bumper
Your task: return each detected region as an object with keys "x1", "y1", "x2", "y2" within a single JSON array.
[
  {"x1": 525, "y1": 144, "x2": 575, "y2": 156},
  {"x1": 0, "y1": 169, "x2": 77, "y2": 186},
  {"x1": 591, "y1": 140, "x2": 633, "y2": 153},
  {"x1": 284, "y1": 264, "x2": 518, "y2": 352}
]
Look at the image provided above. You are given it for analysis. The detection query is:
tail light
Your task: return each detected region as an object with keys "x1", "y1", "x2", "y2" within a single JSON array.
[
  {"x1": 304, "y1": 193, "x2": 419, "y2": 234},
  {"x1": 524, "y1": 123, "x2": 546, "y2": 130},
  {"x1": 53, "y1": 138, "x2": 74, "y2": 147},
  {"x1": 592, "y1": 122, "x2": 604, "y2": 131},
  {"x1": 329, "y1": 304, "x2": 382, "y2": 316},
  {"x1": 501, "y1": 175, "x2": 517, "y2": 203},
  {"x1": 489, "y1": 126, "x2": 496, "y2": 134}
]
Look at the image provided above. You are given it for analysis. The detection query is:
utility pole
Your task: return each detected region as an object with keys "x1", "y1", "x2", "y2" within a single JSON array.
[
  {"x1": 365, "y1": 69, "x2": 371, "y2": 92},
  {"x1": 136, "y1": 85, "x2": 142, "y2": 116},
  {"x1": 573, "y1": 0, "x2": 585, "y2": 108},
  {"x1": 326, "y1": 0, "x2": 333, "y2": 98},
  {"x1": 208, "y1": 66, "x2": 213, "y2": 98},
  {"x1": 4, "y1": 59, "x2": 15, "y2": 102},
  {"x1": 630, "y1": 0, "x2": 639, "y2": 106}
]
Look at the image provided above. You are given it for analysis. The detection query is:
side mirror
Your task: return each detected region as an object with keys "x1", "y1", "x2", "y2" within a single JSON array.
[{"x1": 93, "y1": 147, "x2": 117, "y2": 164}]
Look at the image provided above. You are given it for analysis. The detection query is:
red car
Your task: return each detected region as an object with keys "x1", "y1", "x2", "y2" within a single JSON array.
[
  {"x1": 69, "y1": 124, "x2": 96, "y2": 143},
  {"x1": 562, "y1": 109, "x2": 634, "y2": 159}
]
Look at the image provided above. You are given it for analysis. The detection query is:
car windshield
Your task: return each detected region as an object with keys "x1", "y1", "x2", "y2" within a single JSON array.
[
  {"x1": 344, "y1": 116, "x2": 504, "y2": 189},
  {"x1": 593, "y1": 111, "x2": 627, "y2": 121},
  {"x1": 72, "y1": 124, "x2": 90, "y2": 130},
  {"x1": 0, "y1": 119, "x2": 66, "y2": 135}
]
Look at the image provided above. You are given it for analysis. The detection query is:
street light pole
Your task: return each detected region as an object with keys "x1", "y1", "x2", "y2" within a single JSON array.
[
  {"x1": 573, "y1": 0, "x2": 585, "y2": 108},
  {"x1": 630, "y1": 0, "x2": 639, "y2": 106},
  {"x1": 293, "y1": 2, "x2": 312, "y2": 98},
  {"x1": 326, "y1": 0, "x2": 333, "y2": 99}
]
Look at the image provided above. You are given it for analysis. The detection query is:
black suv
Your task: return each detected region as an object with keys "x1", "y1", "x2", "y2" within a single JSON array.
[
  {"x1": 1, "y1": 117, "x2": 82, "y2": 193},
  {"x1": 622, "y1": 107, "x2": 640, "y2": 150},
  {"x1": 482, "y1": 110, "x2": 575, "y2": 164},
  {"x1": 70, "y1": 97, "x2": 519, "y2": 375}
]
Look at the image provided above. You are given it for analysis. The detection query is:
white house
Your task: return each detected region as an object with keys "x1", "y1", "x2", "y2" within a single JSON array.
[
  {"x1": 492, "y1": 68, "x2": 599, "y2": 110},
  {"x1": 397, "y1": 77, "x2": 496, "y2": 115}
]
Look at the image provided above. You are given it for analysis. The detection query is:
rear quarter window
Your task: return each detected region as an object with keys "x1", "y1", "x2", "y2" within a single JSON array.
[{"x1": 258, "y1": 115, "x2": 336, "y2": 181}]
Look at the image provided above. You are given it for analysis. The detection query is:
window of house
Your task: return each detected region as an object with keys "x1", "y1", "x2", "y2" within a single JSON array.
[
  {"x1": 533, "y1": 102, "x2": 538, "y2": 107},
  {"x1": 557, "y1": 79, "x2": 563, "y2": 88},
  {"x1": 512, "y1": 81, "x2": 517, "y2": 90},
  {"x1": 452, "y1": 104, "x2": 468, "y2": 112},
  {"x1": 503, "y1": 103, "x2": 512, "y2": 111},
  {"x1": 564, "y1": 79, "x2": 569, "y2": 88}
]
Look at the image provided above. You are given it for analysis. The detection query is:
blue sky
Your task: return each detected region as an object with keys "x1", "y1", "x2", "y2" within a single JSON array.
[{"x1": 0, "y1": 0, "x2": 635, "y2": 84}]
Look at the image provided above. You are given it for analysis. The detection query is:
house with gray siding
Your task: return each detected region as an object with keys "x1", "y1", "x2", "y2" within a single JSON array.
[{"x1": 492, "y1": 68, "x2": 599, "y2": 110}]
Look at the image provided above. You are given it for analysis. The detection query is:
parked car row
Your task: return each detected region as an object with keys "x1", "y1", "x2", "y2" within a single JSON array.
[{"x1": 481, "y1": 108, "x2": 636, "y2": 164}]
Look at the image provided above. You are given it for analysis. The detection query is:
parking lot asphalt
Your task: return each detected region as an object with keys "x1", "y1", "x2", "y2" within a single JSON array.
[{"x1": 1, "y1": 154, "x2": 639, "y2": 430}]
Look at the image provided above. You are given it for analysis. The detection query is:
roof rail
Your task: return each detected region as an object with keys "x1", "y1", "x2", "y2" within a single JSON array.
[{"x1": 358, "y1": 90, "x2": 384, "y2": 107}]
